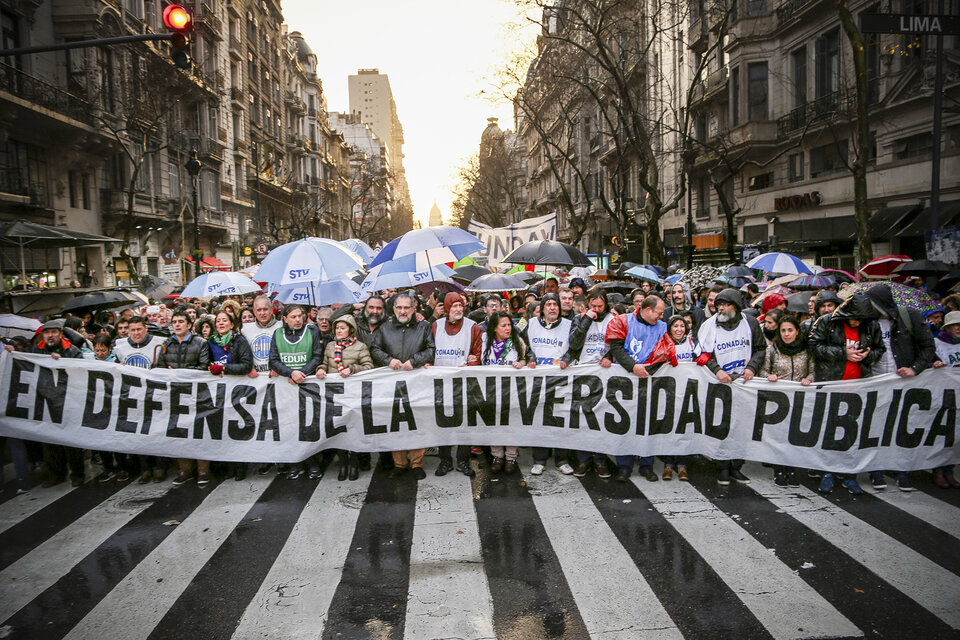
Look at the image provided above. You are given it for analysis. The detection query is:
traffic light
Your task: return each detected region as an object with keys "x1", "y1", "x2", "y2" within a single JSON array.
[{"x1": 162, "y1": 4, "x2": 193, "y2": 69}]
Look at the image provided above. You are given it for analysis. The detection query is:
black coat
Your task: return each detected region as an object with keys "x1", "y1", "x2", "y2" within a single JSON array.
[
  {"x1": 808, "y1": 295, "x2": 885, "y2": 381},
  {"x1": 213, "y1": 332, "x2": 254, "y2": 375},
  {"x1": 369, "y1": 316, "x2": 435, "y2": 368},
  {"x1": 865, "y1": 285, "x2": 936, "y2": 374},
  {"x1": 30, "y1": 338, "x2": 82, "y2": 359},
  {"x1": 157, "y1": 333, "x2": 211, "y2": 370}
]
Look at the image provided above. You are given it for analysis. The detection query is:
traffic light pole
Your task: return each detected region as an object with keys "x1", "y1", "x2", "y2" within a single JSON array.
[{"x1": 0, "y1": 33, "x2": 175, "y2": 57}]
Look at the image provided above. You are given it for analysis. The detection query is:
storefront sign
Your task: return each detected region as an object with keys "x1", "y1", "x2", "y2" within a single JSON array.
[{"x1": 774, "y1": 192, "x2": 822, "y2": 212}]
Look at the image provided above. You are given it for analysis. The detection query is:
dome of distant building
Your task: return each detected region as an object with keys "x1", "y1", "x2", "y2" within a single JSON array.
[
  {"x1": 481, "y1": 117, "x2": 504, "y2": 145},
  {"x1": 428, "y1": 202, "x2": 444, "y2": 227},
  {"x1": 288, "y1": 32, "x2": 313, "y2": 62}
]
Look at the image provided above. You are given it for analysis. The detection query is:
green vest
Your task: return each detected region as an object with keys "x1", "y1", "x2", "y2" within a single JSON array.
[{"x1": 274, "y1": 326, "x2": 312, "y2": 370}]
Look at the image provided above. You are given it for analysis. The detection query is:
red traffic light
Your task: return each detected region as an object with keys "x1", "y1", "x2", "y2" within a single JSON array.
[{"x1": 163, "y1": 4, "x2": 192, "y2": 31}]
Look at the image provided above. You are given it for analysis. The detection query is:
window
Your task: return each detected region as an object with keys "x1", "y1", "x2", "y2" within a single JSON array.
[
  {"x1": 894, "y1": 132, "x2": 933, "y2": 160},
  {"x1": 788, "y1": 153, "x2": 804, "y2": 182},
  {"x1": 695, "y1": 112, "x2": 707, "y2": 141},
  {"x1": 809, "y1": 139, "x2": 847, "y2": 177},
  {"x1": 749, "y1": 172, "x2": 773, "y2": 190},
  {"x1": 748, "y1": 62, "x2": 768, "y2": 120},
  {"x1": 81, "y1": 173, "x2": 90, "y2": 209},
  {"x1": 98, "y1": 48, "x2": 115, "y2": 112},
  {"x1": 168, "y1": 162, "x2": 181, "y2": 199},
  {"x1": 124, "y1": 0, "x2": 144, "y2": 19},
  {"x1": 0, "y1": 139, "x2": 49, "y2": 206},
  {"x1": 791, "y1": 47, "x2": 806, "y2": 109},
  {"x1": 69, "y1": 171, "x2": 78, "y2": 208},
  {"x1": 731, "y1": 67, "x2": 740, "y2": 126},
  {"x1": 697, "y1": 176, "x2": 711, "y2": 218},
  {"x1": 815, "y1": 29, "x2": 840, "y2": 102}
]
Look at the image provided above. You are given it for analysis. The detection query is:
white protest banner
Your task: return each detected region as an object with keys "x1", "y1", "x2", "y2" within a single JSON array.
[
  {"x1": 467, "y1": 212, "x2": 557, "y2": 268},
  {"x1": 0, "y1": 351, "x2": 957, "y2": 473}
]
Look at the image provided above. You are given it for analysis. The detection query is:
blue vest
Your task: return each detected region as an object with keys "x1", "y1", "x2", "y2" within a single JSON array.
[
  {"x1": 624, "y1": 313, "x2": 667, "y2": 363},
  {"x1": 209, "y1": 339, "x2": 233, "y2": 366}
]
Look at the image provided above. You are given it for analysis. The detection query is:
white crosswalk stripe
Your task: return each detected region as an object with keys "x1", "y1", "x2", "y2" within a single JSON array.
[
  {"x1": 0, "y1": 481, "x2": 169, "y2": 622},
  {"x1": 0, "y1": 483, "x2": 74, "y2": 535},
  {"x1": 62, "y1": 476, "x2": 272, "y2": 640},
  {"x1": 230, "y1": 474, "x2": 373, "y2": 640},
  {"x1": 746, "y1": 467, "x2": 960, "y2": 630},
  {"x1": 867, "y1": 484, "x2": 960, "y2": 540}
]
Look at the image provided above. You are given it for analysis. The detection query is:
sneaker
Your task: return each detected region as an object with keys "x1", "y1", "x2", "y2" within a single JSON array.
[
  {"x1": 774, "y1": 472, "x2": 788, "y2": 487},
  {"x1": 573, "y1": 463, "x2": 589, "y2": 478},
  {"x1": 504, "y1": 460, "x2": 517, "y2": 474},
  {"x1": 15, "y1": 487, "x2": 29, "y2": 495},
  {"x1": 787, "y1": 471, "x2": 800, "y2": 487},
  {"x1": 897, "y1": 473, "x2": 916, "y2": 492},
  {"x1": 172, "y1": 472, "x2": 192, "y2": 486},
  {"x1": 841, "y1": 477, "x2": 864, "y2": 495},
  {"x1": 490, "y1": 457, "x2": 504, "y2": 473},
  {"x1": 97, "y1": 471, "x2": 117, "y2": 484},
  {"x1": 257, "y1": 463, "x2": 274, "y2": 476},
  {"x1": 677, "y1": 468, "x2": 689, "y2": 481},
  {"x1": 425, "y1": 447, "x2": 439, "y2": 456},
  {"x1": 557, "y1": 463, "x2": 575, "y2": 475},
  {"x1": 807, "y1": 469, "x2": 823, "y2": 479},
  {"x1": 597, "y1": 464, "x2": 612, "y2": 479},
  {"x1": 137, "y1": 470, "x2": 152, "y2": 484},
  {"x1": 152, "y1": 468, "x2": 166, "y2": 483},
  {"x1": 717, "y1": 469, "x2": 731, "y2": 486},
  {"x1": 412, "y1": 467, "x2": 427, "y2": 480},
  {"x1": 530, "y1": 463, "x2": 545, "y2": 476},
  {"x1": 116, "y1": 470, "x2": 130, "y2": 483},
  {"x1": 434, "y1": 459, "x2": 453, "y2": 477},
  {"x1": 456, "y1": 460, "x2": 475, "y2": 477},
  {"x1": 197, "y1": 473, "x2": 210, "y2": 487},
  {"x1": 286, "y1": 467, "x2": 304, "y2": 480},
  {"x1": 730, "y1": 469, "x2": 751, "y2": 484},
  {"x1": 662, "y1": 466, "x2": 674, "y2": 481},
  {"x1": 819, "y1": 473, "x2": 835, "y2": 494},
  {"x1": 307, "y1": 466, "x2": 323, "y2": 480},
  {"x1": 870, "y1": 471, "x2": 887, "y2": 490}
]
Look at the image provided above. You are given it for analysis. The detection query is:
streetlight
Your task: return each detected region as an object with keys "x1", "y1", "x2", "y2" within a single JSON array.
[
  {"x1": 682, "y1": 142, "x2": 698, "y2": 269},
  {"x1": 185, "y1": 149, "x2": 202, "y2": 279},
  {"x1": 252, "y1": 136, "x2": 278, "y2": 252}
]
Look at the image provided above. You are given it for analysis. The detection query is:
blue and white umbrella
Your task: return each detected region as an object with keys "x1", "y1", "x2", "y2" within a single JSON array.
[
  {"x1": 274, "y1": 277, "x2": 369, "y2": 306},
  {"x1": 180, "y1": 271, "x2": 262, "y2": 298},
  {"x1": 368, "y1": 226, "x2": 483, "y2": 269},
  {"x1": 359, "y1": 262, "x2": 456, "y2": 292},
  {"x1": 746, "y1": 252, "x2": 812, "y2": 274},
  {"x1": 341, "y1": 238, "x2": 376, "y2": 263},
  {"x1": 664, "y1": 273, "x2": 683, "y2": 285},
  {"x1": 624, "y1": 266, "x2": 661, "y2": 283},
  {"x1": 256, "y1": 238, "x2": 364, "y2": 288}
]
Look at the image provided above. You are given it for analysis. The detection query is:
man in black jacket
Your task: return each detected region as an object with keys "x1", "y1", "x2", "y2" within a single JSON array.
[
  {"x1": 370, "y1": 291, "x2": 435, "y2": 479},
  {"x1": 864, "y1": 284, "x2": 936, "y2": 491},
  {"x1": 29, "y1": 320, "x2": 85, "y2": 487}
]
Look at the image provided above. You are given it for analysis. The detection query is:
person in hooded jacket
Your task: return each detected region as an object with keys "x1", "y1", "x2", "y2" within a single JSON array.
[
  {"x1": 801, "y1": 290, "x2": 842, "y2": 336},
  {"x1": 864, "y1": 284, "x2": 936, "y2": 491},
  {"x1": 696, "y1": 288, "x2": 766, "y2": 485},
  {"x1": 808, "y1": 293, "x2": 885, "y2": 494},
  {"x1": 522, "y1": 293, "x2": 576, "y2": 476},
  {"x1": 660, "y1": 315, "x2": 701, "y2": 480},
  {"x1": 665, "y1": 282, "x2": 705, "y2": 332}
]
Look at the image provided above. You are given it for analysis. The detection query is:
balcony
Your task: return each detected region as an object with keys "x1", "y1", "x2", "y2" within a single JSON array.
[
  {"x1": 776, "y1": 0, "x2": 826, "y2": 27},
  {"x1": 196, "y1": 3, "x2": 223, "y2": 40},
  {"x1": 231, "y1": 86, "x2": 244, "y2": 103},
  {"x1": 690, "y1": 67, "x2": 728, "y2": 105},
  {"x1": 688, "y1": 16, "x2": 708, "y2": 51},
  {"x1": 776, "y1": 90, "x2": 850, "y2": 138},
  {"x1": 0, "y1": 63, "x2": 94, "y2": 126},
  {"x1": 0, "y1": 169, "x2": 48, "y2": 208}
]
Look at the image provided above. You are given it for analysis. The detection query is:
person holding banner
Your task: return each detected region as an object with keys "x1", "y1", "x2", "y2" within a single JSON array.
[
  {"x1": 208, "y1": 310, "x2": 254, "y2": 481},
  {"x1": 522, "y1": 293, "x2": 575, "y2": 476},
  {"x1": 696, "y1": 288, "x2": 766, "y2": 485},
  {"x1": 568, "y1": 288, "x2": 614, "y2": 478},
  {"x1": 370, "y1": 291, "x2": 435, "y2": 480},
  {"x1": 244, "y1": 295, "x2": 283, "y2": 476},
  {"x1": 158, "y1": 310, "x2": 212, "y2": 487},
  {"x1": 481, "y1": 311, "x2": 529, "y2": 473},
  {"x1": 605, "y1": 295, "x2": 669, "y2": 482},
  {"x1": 808, "y1": 293, "x2": 885, "y2": 495},
  {"x1": 269, "y1": 304, "x2": 327, "y2": 480},
  {"x1": 931, "y1": 311, "x2": 960, "y2": 488},
  {"x1": 428, "y1": 292, "x2": 481, "y2": 478},
  {"x1": 318, "y1": 314, "x2": 374, "y2": 481},
  {"x1": 660, "y1": 314, "x2": 701, "y2": 481}
]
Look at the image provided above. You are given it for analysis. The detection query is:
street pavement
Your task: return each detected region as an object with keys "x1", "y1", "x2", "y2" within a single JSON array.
[{"x1": 0, "y1": 452, "x2": 958, "y2": 639}]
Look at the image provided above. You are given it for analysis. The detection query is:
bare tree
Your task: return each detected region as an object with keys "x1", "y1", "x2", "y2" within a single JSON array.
[{"x1": 348, "y1": 155, "x2": 394, "y2": 246}]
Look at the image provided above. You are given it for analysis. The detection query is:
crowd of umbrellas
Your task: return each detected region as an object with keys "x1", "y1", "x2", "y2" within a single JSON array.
[{"x1": 2, "y1": 224, "x2": 957, "y2": 340}]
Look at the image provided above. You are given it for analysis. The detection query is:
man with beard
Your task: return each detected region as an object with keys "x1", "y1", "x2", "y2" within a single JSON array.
[
  {"x1": 665, "y1": 282, "x2": 705, "y2": 332},
  {"x1": 357, "y1": 296, "x2": 385, "y2": 345},
  {"x1": 370, "y1": 292, "x2": 435, "y2": 480},
  {"x1": 702, "y1": 284, "x2": 724, "y2": 318},
  {"x1": 522, "y1": 293, "x2": 575, "y2": 475},
  {"x1": 696, "y1": 288, "x2": 766, "y2": 485},
  {"x1": 568, "y1": 288, "x2": 615, "y2": 477},
  {"x1": 428, "y1": 292, "x2": 481, "y2": 477}
]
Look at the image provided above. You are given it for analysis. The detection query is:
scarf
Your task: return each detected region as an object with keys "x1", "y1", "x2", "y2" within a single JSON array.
[
  {"x1": 490, "y1": 338, "x2": 512, "y2": 364},
  {"x1": 334, "y1": 337, "x2": 357, "y2": 372},
  {"x1": 212, "y1": 331, "x2": 233, "y2": 348},
  {"x1": 775, "y1": 335, "x2": 806, "y2": 357}
]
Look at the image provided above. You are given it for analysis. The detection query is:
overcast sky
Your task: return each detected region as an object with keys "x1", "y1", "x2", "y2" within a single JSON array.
[{"x1": 282, "y1": 0, "x2": 538, "y2": 226}]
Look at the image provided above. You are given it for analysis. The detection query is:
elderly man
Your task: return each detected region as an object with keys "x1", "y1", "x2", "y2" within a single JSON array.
[
  {"x1": 605, "y1": 295, "x2": 668, "y2": 482},
  {"x1": 428, "y1": 292, "x2": 482, "y2": 477},
  {"x1": 243, "y1": 295, "x2": 282, "y2": 476},
  {"x1": 696, "y1": 288, "x2": 766, "y2": 485},
  {"x1": 370, "y1": 291, "x2": 435, "y2": 479}
]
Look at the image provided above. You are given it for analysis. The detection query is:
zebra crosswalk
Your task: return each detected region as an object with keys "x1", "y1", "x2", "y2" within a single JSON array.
[{"x1": 0, "y1": 454, "x2": 958, "y2": 640}]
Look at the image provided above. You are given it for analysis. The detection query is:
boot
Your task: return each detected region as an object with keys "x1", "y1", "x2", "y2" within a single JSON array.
[
  {"x1": 348, "y1": 453, "x2": 360, "y2": 481},
  {"x1": 338, "y1": 452, "x2": 348, "y2": 481},
  {"x1": 933, "y1": 469, "x2": 950, "y2": 489}
]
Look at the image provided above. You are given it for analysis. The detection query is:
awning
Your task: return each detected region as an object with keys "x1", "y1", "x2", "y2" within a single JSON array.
[
  {"x1": 898, "y1": 201, "x2": 960, "y2": 237},
  {"x1": 856, "y1": 204, "x2": 921, "y2": 240},
  {"x1": 184, "y1": 256, "x2": 231, "y2": 271}
]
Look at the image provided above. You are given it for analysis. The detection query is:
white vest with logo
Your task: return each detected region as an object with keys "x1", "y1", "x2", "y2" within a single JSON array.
[
  {"x1": 699, "y1": 315, "x2": 754, "y2": 375},
  {"x1": 433, "y1": 318, "x2": 475, "y2": 366},
  {"x1": 578, "y1": 314, "x2": 613, "y2": 364},
  {"x1": 527, "y1": 318, "x2": 572, "y2": 366},
  {"x1": 242, "y1": 320, "x2": 278, "y2": 372},
  {"x1": 675, "y1": 337, "x2": 700, "y2": 363},
  {"x1": 935, "y1": 336, "x2": 960, "y2": 368},
  {"x1": 113, "y1": 335, "x2": 166, "y2": 368}
]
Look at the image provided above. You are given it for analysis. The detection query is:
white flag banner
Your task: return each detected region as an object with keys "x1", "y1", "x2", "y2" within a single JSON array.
[
  {"x1": 467, "y1": 212, "x2": 557, "y2": 268},
  {"x1": 0, "y1": 351, "x2": 957, "y2": 473}
]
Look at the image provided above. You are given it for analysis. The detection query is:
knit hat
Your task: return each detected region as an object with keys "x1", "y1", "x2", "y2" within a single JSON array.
[{"x1": 715, "y1": 288, "x2": 744, "y2": 311}]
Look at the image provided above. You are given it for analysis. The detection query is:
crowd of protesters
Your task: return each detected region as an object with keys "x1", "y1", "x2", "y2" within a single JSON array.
[{"x1": 3, "y1": 271, "x2": 959, "y2": 496}]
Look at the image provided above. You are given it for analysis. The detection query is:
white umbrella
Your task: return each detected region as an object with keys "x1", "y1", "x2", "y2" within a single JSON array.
[
  {"x1": 359, "y1": 262, "x2": 456, "y2": 292},
  {"x1": 256, "y1": 238, "x2": 364, "y2": 288},
  {"x1": 180, "y1": 272, "x2": 262, "y2": 298},
  {"x1": 274, "y1": 277, "x2": 369, "y2": 306},
  {"x1": 0, "y1": 313, "x2": 41, "y2": 339},
  {"x1": 341, "y1": 238, "x2": 376, "y2": 263},
  {"x1": 746, "y1": 252, "x2": 813, "y2": 275},
  {"x1": 368, "y1": 226, "x2": 483, "y2": 269}
]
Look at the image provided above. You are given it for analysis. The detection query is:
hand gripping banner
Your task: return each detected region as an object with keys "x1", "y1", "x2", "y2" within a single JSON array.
[{"x1": 0, "y1": 351, "x2": 957, "y2": 473}]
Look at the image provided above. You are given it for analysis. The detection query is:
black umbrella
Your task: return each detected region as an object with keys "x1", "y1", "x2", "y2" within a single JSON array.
[
  {"x1": 934, "y1": 269, "x2": 960, "y2": 294},
  {"x1": 593, "y1": 281, "x2": 636, "y2": 293},
  {"x1": 511, "y1": 271, "x2": 544, "y2": 283},
  {"x1": 451, "y1": 264, "x2": 490, "y2": 284},
  {"x1": 138, "y1": 275, "x2": 178, "y2": 300},
  {"x1": 725, "y1": 265, "x2": 755, "y2": 278},
  {"x1": 61, "y1": 290, "x2": 140, "y2": 314},
  {"x1": 502, "y1": 241, "x2": 592, "y2": 267},
  {"x1": 616, "y1": 261, "x2": 640, "y2": 277},
  {"x1": 892, "y1": 259, "x2": 952, "y2": 277},
  {"x1": 0, "y1": 219, "x2": 120, "y2": 286},
  {"x1": 785, "y1": 291, "x2": 815, "y2": 313}
]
